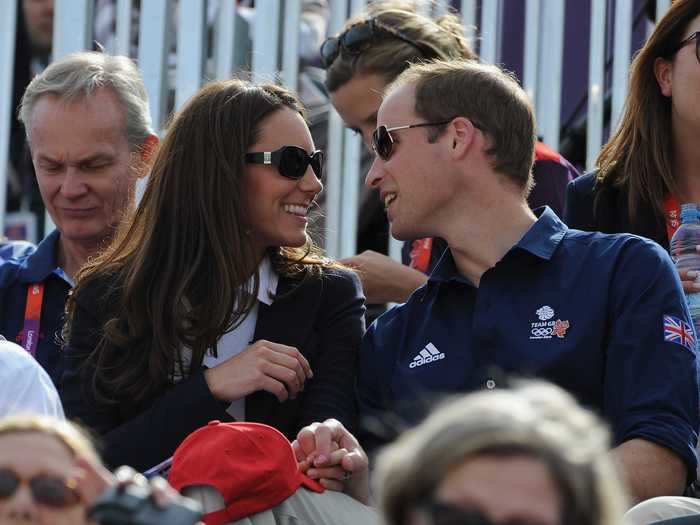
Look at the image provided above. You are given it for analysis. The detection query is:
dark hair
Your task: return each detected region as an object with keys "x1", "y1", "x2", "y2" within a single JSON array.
[
  {"x1": 325, "y1": 0, "x2": 475, "y2": 93},
  {"x1": 65, "y1": 79, "x2": 332, "y2": 406},
  {"x1": 596, "y1": 0, "x2": 700, "y2": 221},
  {"x1": 392, "y1": 60, "x2": 536, "y2": 191}
]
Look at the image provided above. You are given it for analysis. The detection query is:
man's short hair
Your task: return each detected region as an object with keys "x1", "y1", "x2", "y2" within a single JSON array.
[
  {"x1": 389, "y1": 59, "x2": 536, "y2": 192},
  {"x1": 18, "y1": 51, "x2": 154, "y2": 151}
]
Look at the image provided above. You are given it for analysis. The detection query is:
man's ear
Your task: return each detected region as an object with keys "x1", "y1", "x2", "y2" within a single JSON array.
[
  {"x1": 140, "y1": 133, "x2": 159, "y2": 163},
  {"x1": 654, "y1": 57, "x2": 673, "y2": 97},
  {"x1": 449, "y1": 117, "x2": 477, "y2": 159}
]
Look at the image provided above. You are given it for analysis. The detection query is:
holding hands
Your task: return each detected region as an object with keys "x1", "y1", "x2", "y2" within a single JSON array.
[{"x1": 292, "y1": 419, "x2": 371, "y2": 505}]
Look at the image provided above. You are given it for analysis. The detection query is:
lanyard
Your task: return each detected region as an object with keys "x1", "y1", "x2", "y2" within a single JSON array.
[
  {"x1": 409, "y1": 237, "x2": 434, "y2": 274},
  {"x1": 665, "y1": 194, "x2": 682, "y2": 243},
  {"x1": 20, "y1": 283, "x2": 44, "y2": 357}
]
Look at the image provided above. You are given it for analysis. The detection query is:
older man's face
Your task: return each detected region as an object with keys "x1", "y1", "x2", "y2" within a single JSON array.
[{"x1": 27, "y1": 88, "x2": 138, "y2": 246}]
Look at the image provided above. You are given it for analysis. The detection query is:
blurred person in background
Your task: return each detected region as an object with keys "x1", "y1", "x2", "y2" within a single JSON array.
[
  {"x1": 61, "y1": 79, "x2": 364, "y2": 472},
  {"x1": 565, "y1": 0, "x2": 700, "y2": 292},
  {"x1": 0, "y1": 51, "x2": 158, "y2": 385},
  {"x1": 8, "y1": 0, "x2": 55, "y2": 238},
  {"x1": 322, "y1": 0, "x2": 579, "y2": 305}
]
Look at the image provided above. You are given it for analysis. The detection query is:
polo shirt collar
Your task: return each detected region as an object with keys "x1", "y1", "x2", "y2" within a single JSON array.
[
  {"x1": 429, "y1": 206, "x2": 567, "y2": 284},
  {"x1": 17, "y1": 230, "x2": 61, "y2": 284}
]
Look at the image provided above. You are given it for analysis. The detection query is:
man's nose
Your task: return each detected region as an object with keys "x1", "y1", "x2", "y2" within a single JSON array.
[
  {"x1": 60, "y1": 167, "x2": 89, "y2": 198},
  {"x1": 365, "y1": 156, "x2": 384, "y2": 188}
]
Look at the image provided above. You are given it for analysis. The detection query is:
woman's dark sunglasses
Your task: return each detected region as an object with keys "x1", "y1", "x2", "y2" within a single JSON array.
[
  {"x1": 245, "y1": 146, "x2": 324, "y2": 180},
  {"x1": 674, "y1": 31, "x2": 700, "y2": 64},
  {"x1": 371, "y1": 120, "x2": 454, "y2": 161},
  {"x1": 320, "y1": 18, "x2": 441, "y2": 69},
  {"x1": 0, "y1": 468, "x2": 80, "y2": 508}
]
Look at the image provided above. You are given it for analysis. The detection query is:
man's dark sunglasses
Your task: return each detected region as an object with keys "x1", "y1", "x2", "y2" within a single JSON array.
[
  {"x1": 674, "y1": 31, "x2": 700, "y2": 64},
  {"x1": 0, "y1": 468, "x2": 81, "y2": 508},
  {"x1": 320, "y1": 18, "x2": 441, "y2": 69},
  {"x1": 245, "y1": 146, "x2": 324, "y2": 180},
  {"x1": 371, "y1": 120, "x2": 454, "y2": 161}
]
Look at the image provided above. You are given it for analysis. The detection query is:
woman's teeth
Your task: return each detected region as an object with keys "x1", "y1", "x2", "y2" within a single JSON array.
[{"x1": 284, "y1": 204, "x2": 308, "y2": 215}]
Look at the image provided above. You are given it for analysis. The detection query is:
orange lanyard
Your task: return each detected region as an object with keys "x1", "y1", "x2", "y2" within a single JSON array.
[
  {"x1": 20, "y1": 283, "x2": 44, "y2": 357},
  {"x1": 665, "y1": 194, "x2": 682, "y2": 243}
]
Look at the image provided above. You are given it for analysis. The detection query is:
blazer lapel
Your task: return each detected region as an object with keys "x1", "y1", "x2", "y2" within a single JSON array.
[{"x1": 245, "y1": 276, "x2": 316, "y2": 424}]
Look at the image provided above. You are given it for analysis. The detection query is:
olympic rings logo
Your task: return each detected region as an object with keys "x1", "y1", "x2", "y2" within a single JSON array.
[{"x1": 531, "y1": 328, "x2": 552, "y2": 337}]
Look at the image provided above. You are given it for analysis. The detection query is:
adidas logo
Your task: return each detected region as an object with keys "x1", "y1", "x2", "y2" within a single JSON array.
[{"x1": 409, "y1": 342, "x2": 445, "y2": 368}]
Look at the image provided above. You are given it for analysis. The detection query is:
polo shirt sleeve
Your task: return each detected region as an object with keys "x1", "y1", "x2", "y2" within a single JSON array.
[{"x1": 605, "y1": 237, "x2": 699, "y2": 480}]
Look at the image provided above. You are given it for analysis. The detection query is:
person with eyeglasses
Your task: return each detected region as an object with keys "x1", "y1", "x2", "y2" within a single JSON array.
[
  {"x1": 321, "y1": 1, "x2": 578, "y2": 306},
  {"x1": 59, "y1": 79, "x2": 365, "y2": 473},
  {"x1": 565, "y1": 0, "x2": 700, "y2": 289},
  {"x1": 349, "y1": 58, "x2": 698, "y2": 505},
  {"x1": 0, "y1": 414, "x2": 196, "y2": 524}
]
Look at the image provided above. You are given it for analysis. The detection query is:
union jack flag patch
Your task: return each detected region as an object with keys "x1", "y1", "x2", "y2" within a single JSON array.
[{"x1": 663, "y1": 315, "x2": 696, "y2": 352}]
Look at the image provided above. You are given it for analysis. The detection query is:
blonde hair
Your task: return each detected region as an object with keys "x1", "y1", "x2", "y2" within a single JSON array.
[
  {"x1": 0, "y1": 414, "x2": 100, "y2": 464},
  {"x1": 375, "y1": 381, "x2": 626, "y2": 525},
  {"x1": 325, "y1": 0, "x2": 475, "y2": 92}
]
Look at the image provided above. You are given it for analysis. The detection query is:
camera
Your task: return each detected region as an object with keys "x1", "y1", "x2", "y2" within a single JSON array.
[{"x1": 89, "y1": 484, "x2": 202, "y2": 525}]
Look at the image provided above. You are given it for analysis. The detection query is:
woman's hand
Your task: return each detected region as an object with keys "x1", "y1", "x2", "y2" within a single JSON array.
[
  {"x1": 292, "y1": 419, "x2": 371, "y2": 505},
  {"x1": 204, "y1": 339, "x2": 313, "y2": 402}
]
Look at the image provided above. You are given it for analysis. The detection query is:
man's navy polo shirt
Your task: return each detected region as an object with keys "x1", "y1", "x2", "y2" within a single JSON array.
[
  {"x1": 0, "y1": 230, "x2": 72, "y2": 385},
  {"x1": 359, "y1": 207, "x2": 699, "y2": 476}
]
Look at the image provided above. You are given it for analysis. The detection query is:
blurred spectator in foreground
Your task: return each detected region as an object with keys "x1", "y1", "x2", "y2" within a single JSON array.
[
  {"x1": 0, "y1": 51, "x2": 158, "y2": 384},
  {"x1": 0, "y1": 338, "x2": 63, "y2": 418},
  {"x1": 0, "y1": 413, "x2": 198, "y2": 524},
  {"x1": 293, "y1": 381, "x2": 627, "y2": 525}
]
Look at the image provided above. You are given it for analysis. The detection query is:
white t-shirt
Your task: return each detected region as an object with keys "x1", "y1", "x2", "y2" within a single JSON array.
[
  {"x1": 202, "y1": 257, "x2": 279, "y2": 420},
  {"x1": 0, "y1": 339, "x2": 65, "y2": 419}
]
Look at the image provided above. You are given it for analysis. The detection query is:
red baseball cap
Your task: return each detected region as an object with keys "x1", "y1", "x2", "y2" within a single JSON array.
[{"x1": 169, "y1": 421, "x2": 324, "y2": 525}]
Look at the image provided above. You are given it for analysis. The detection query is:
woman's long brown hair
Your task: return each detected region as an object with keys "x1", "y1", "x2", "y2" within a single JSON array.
[
  {"x1": 64, "y1": 80, "x2": 332, "y2": 406},
  {"x1": 595, "y1": 0, "x2": 700, "y2": 221}
]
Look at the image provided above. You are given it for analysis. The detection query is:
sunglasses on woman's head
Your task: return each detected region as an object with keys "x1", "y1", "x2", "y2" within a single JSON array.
[
  {"x1": 674, "y1": 31, "x2": 700, "y2": 64},
  {"x1": 371, "y1": 120, "x2": 455, "y2": 161},
  {"x1": 0, "y1": 468, "x2": 80, "y2": 508},
  {"x1": 245, "y1": 146, "x2": 324, "y2": 180},
  {"x1": 320, "y1": 18, "x2": 441, "y2": 69}
]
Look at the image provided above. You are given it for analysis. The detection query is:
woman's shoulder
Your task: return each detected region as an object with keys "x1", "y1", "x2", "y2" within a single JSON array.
[{"x1": 280, "y1": 264, "x2": 362, "y2": 299}]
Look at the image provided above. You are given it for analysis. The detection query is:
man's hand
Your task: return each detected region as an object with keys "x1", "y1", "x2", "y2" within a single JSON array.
[
  {"x1": 341, "y1": 250, "x2": 427, "y2": 304},
  {"x1": 612, "y1": 438, "x2": 688, "y2": 504},
  {"x1": 204, "y1": 340, "x2": 313, "y2": 402},
  {"x1": 678, "y1": 268, "x2": 700, "y2": 294},
  {"x1": 292, "y1": 419, "x2": 371, "y2": 505}
]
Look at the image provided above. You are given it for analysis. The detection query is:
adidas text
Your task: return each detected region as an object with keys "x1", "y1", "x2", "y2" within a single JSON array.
[{"x1": 409, "y1": 343, "x2": 445, "y2": 368}]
